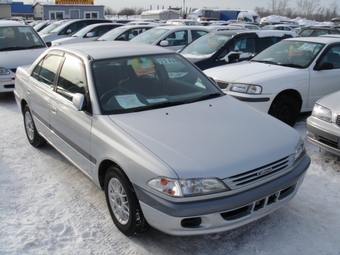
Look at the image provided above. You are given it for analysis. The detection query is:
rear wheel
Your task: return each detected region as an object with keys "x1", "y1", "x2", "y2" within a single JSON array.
[
  {"x1": 23, "y1": 105, "x2": 46, "y2": 147},
  {"x1": 268, "y1": 95, "x2": 299, "y2": 126},
  {"x1": 104, "y1": 166, "x2": 150, "y2": 236}
]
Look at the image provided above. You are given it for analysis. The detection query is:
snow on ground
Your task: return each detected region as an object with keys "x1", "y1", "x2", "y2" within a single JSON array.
[{"x1": 1, "y1": 92, "x2": 340, "y2": 255}]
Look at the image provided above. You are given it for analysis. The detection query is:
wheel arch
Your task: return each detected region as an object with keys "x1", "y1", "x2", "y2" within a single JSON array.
[
  {"x1": 270, "y1": 89, "x2": 303, "y2": 113},
  {"x1": 20, "y1": 99, "x2": 28, "y2": 115},
  {"x1": 98, "y1": 160, "x2": 128, "y2": 190}
]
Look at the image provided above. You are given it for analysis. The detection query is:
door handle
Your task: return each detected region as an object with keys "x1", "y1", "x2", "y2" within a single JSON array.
[{"x1": 51, "y1": 106, "x2": 57, "y2": 114}]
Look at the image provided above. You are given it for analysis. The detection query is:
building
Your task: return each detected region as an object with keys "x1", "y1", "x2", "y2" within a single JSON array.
[
  {"x1": 141, "y1": 9, "x2": 180, "y2": 21},
  {"x1": 33, "y1": 0, "x2": 104, "y2": 20},
  {"x1": 0, "y1": 0, "x2": 12, "y2": 19}
]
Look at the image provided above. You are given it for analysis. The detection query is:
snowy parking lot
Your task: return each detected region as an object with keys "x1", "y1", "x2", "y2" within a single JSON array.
[{"x1": 1, "y1": 92, "x2": 339, "y2": 255}]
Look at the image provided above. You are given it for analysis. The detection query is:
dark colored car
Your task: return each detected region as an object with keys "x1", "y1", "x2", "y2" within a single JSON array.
[
  {"x1": 298, "y1": 26, "x2": 340, "y2": 37},
  {"x1": 180, "y1": 30, "x2": 296, "y2": 70}
]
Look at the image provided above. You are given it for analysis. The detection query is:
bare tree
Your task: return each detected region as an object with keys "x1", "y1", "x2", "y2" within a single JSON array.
[
  {"x1": 105, "y1": 7, "x2": 116, "y2": 18},
  {"x1": 295, "y1": 0, "x2": 321, "y2": 18}
]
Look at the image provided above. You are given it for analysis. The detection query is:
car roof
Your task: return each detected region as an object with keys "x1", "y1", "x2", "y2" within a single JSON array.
[
  {"x1": 209, "y1": 30, "x2": 296, "y2": 37},
  {"x1": 283, "y1": 36, "x2": 340, "y2": 43},
  {"x1": 150, "y1": 25, "x2": 211, "y2": 31},
  {"x1": 49, "y1": 41, "x2": 174, "y2": 60},
  {"x1": 0, "y1": 20, "x2": 30, "y2": 27}
]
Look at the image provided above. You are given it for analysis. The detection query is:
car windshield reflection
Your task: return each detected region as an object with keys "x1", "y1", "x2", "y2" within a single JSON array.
[
  {"x1": 251, "y1": 40, "x2": 324, "y2": 68},
  {"x1": 92, "y1": 53, "x2": 223, "y2": 114}
]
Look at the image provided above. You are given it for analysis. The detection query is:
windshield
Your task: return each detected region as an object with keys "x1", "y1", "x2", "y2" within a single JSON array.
[
  {"x1": 97, "y1": 27, "x2": 126, "y2": 41},
  {"x1": 130, "y1": 28, "x2": 168, "y2": 44},
  {"x1": 251, "y1": 40, "x2": 325, "y2": 68},
  {"x1": 92, "y1": 53, "x2": 223, "y2": 114},
  {"x1": 180, "y1": 34, "x2": 231, "y2": 56},
  {"x1": 0, "y1": 26, "x2": 46, "y2": 51},
  {"x1": 39, "y1": 20, "x2": 66, "y2": 34}
]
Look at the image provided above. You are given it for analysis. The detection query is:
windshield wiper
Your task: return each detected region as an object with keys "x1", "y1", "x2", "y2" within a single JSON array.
[
  {"x1": 251, "y1": 60, "x2": 278, "y2": 65},
  {"x1": 183, "y1": 92, "x2": 223, "y2": 103},
  {"x1": 279, "y1": 63, "x2": 303, "y2": 68}
]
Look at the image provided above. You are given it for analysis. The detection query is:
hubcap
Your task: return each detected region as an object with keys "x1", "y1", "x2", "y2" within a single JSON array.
[
  {"x1": 24, "y1": 111, "x2": 35, "y2": 140},
  {"x1": 108, "y1": 178, "x2": 129, "y2": 225}
]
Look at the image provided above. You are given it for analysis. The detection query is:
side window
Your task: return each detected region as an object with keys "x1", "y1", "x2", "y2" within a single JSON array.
[
  {"x1": 32, "y1": 55, "x2": 63, "y2": 88},
  {"x1": 56, "y1": 55, "x2": 86, "y2": 101},
  {"x1": 234, "y1": 36, "x2": 256, "y2": 53},
  {"x1": 320, "y1": 45, "x2": 340, "y2": 69},
  {"x1": 191, "y1": 30, "x2": 208, "y2": 41},
  {"x1": 313, "y1": 30, "x2": 328, "y2": 36},
  {"x1": 299, "y1": 29, "x2": 313, "y2": 37},
  {"x1": 162, "y1": 30, "x2": 187, "y2": 46}
]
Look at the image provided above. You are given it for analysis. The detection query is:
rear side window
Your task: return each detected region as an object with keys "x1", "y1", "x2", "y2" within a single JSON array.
[
  {"x1": 32, "y1": 54, "x2": 63, "y2": 88},
  {"x1": 299, "y1": 29, "x2": 314, "y2": 37}
]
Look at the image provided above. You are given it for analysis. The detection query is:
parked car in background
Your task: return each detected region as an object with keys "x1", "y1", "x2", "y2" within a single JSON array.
[
  {"x1": 180, "y1": 30, "x2": 296, "y2": 70},
  {"x1": 96, "y1": 24, "x2": 161, "y2": 41},
  {"x1": 33, "y1": 20, "x2": 57, "y2": 32},
  {"x1": 306, "y1": 91, "x2": 340, "y2": 156},
  {"x1": 262, "y1": 24, "x2": 296, "y2": 31},
  {"x1": 38, "y1": 19, "x2": 68, "y2": 36},
  {"x1": 204, "y1": 37, "x2": 340, "y2": 126},
  {"x1": 227, "y1": 23, "x2": 262, "y2": 30},
  {"x1": 14, "y1": 41, "x2": 309, "y2": 236},
  {"x1": 298, "y1": 26, "x2": 340, "y2": 37},
  {"x1": 0, "y1": 20, "x2": 47, "y2": 93},
  {"x1": 51, "y1": 23, "x2": 123, "y2": 46},
  {"x1": 165, "y1": 19, "x2": 202, "y2": 26},
  {"x1": 40, "y1": 18, "x2": 113, "y2": 46},
  {"x1": 130, "y1": 25, "x2": 213, "y2": 51}
]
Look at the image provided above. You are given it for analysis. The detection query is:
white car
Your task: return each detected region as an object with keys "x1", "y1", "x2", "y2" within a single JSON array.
[
  {"x1": 204, "y1": 37, "x2": 340, "y2": 126},
  {"x1": 51, "y1": 23, "x2": 123, "y2": 46},
  {"x1": 130, "y1": 25, "x2": 213, "y2": 51},
  {"x1": 0, "y1": 20, "x2": 47, "y2": 93},
  {"x1": 306, "y1": 90, "x2": 340, "y2": 156},
  {"x1": 14, "y1": 41, "x2": 309, "y2": 236},
  {"x1": 39, "y1": 19, "x2": 113, "y2": 46}
]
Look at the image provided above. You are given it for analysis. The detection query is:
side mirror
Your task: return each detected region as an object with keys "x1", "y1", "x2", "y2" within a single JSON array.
[
  {"x1": 314, "y1": 62, "x2": 334, "y2": 71},
  {"x1": 85, "y1": 32, "x2": 94, "y2": 38},
  {"x1": 224, "y1": 52, "x2": 240, "y2": 63},
  {"x1": 72, "y1": 93, "x2": 85, "y2": 111},
  {"x1": 160, "y1": 40, "x2": 169, "y2": 46},
  {"x1": 66, "y1": 28, "x2": 73, "y2": 34}
]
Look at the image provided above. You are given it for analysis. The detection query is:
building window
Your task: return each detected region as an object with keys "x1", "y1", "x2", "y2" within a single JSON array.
[
  {"x1": 50, "y1": 11, "x2": 64, "y2": 20},
  {"x1": 84, "y1": 12, "x2": 98, "y2": 19}
]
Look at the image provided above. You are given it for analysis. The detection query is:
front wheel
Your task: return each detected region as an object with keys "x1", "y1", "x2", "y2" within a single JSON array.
[
  {"x1": 23, "y1": 105, "x2": 46, "y2": 147},
  {"x1": 104, "y1": 166, "x2": 150, "y2": 236},
  {"x1": 268, "y1": 95, "x2": 299, "y2": 126}
]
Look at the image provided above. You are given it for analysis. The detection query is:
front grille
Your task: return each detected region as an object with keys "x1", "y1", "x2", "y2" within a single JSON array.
[
  {"x1": 223, "y1": 155, "x2": 294, "y2": 190},
  {"x1": 215, "y1": 80, "x2": 229, "y2": 90},
  {"x1": 336, "y1": 114, "x2": 340, "y2": 127}
]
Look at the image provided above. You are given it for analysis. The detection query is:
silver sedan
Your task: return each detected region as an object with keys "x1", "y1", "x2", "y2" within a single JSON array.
[{"x1": 14, "y1": 41, "x2": 310, "y2": 236}]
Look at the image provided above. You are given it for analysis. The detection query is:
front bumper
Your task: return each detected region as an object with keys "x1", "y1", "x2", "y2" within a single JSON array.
[
  {"x1": 134, "y1": 154, "x2": 310, "y2": 236},
  {"x1": 0, "y1": 75, "x2": 15, "y2": 93},
  {"x1": 307, "y1": 116, "x2": 340, "y2": 156}
]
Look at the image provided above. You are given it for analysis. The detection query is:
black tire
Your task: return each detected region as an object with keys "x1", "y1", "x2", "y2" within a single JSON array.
[
  {"x1": 104, "y1": 166, "x2": 150, "y2": 236},
  {"x1": 268, "y1": 95, "x2": 299, "y2": 126},
  {"x1": 23, "y1": 105, "x2": 46, "y2": 147}
]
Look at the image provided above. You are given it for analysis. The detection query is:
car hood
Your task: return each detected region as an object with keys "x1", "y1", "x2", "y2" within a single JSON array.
[
  {"x1": 109, "y1": 96, "x2": 300, "y2": 179},
  {"x1": 204, "y1": 61, "x2": 301, "y2": 83},
  {"x1": 1, "y1": 48, "x2": 47, "y2": 69},
  {"x1": 181, "y1": 53, "x2": 212, "y2": 63}
]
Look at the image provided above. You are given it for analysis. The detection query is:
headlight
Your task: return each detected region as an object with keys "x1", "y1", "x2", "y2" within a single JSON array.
[
  {"x1": 294, "y1": 140, "x2": 305, "y2": 162},
  {"x1": 312, "y1": 104, "x2": 332, "y2": 122},
  {"x1": 51, "y1": 42, "x2": 61, "y2": 47},
  {"x1": 0, "y1": 67, "x2": 11, "y2": 75},
  {"x1": 148, "y1": 177, "x2": 229, "y2": 197},
  {"x1": 230, "y1": 83, "x2": 262, "y2": 94}
]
